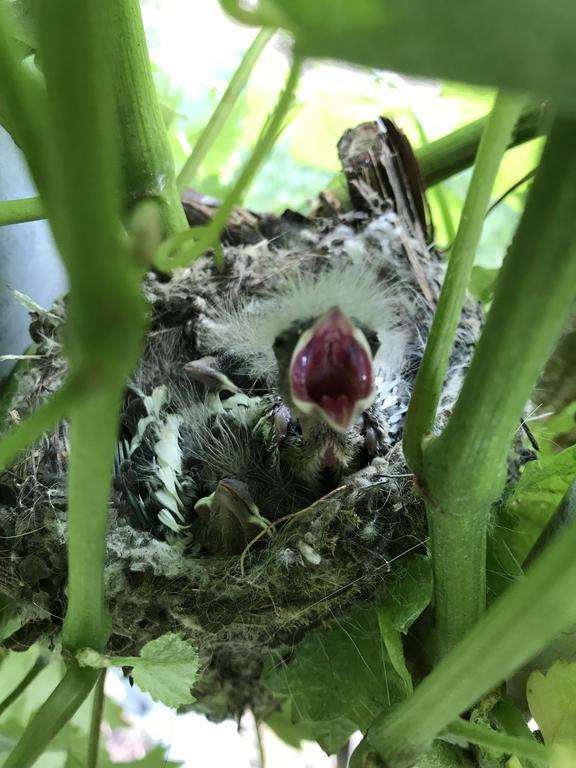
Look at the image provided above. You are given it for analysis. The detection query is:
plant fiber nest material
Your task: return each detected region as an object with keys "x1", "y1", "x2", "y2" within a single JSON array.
[{"x1": 0, "y1": 123, "x2": 483, "y2": 719}]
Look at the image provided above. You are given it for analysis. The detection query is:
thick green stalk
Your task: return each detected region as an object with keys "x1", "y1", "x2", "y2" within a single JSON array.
[
  {"x1": 404, "y1": 92, "x2": 525, "y2": 475},
  {"x1": 0, "y1": 197, "x2": 45, "y2": 226},
  {"x1": 63, "y1": 387, "x2": 127, "y2": 651},
  {"x1": 177, "y1": 28, "x2": 274, "y2": 192},
  {"x1": 33, "y1": 1, "x2": 146, "y2": 657},
  {"x1": 156, "y1": 54, "x2": 302, "y2": 271},
  {"x1": 3, "y1": 5, "x2": 147, "y2": 763},
  {"x1": 103, "y1": 0, "x2": 187, "y2": 237},
  {"x1": 423, "y1": 116, "x2": 576, "y2": 657},
  {"x1": 416, "y1": 102, "x2": 546, "y2": 188},
  {"x1": 2, "y1": 665, "x2": 99, "y2": 768},
  {"x1": 350, "y1": 510, "x2": 576, "y2": 768}
]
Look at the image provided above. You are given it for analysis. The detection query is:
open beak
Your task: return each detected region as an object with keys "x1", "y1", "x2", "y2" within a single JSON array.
[{"x1": 289, "y1": 307, "x2": 376, "y2": 433}]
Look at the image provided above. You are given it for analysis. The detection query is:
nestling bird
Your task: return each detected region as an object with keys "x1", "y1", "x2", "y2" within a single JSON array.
[
  {"x1": 112, "y1": 119, "x2": 480, "y2": 556},
  {"x1": 0, "y1": 118, "x2": 482, "y2": 718}
]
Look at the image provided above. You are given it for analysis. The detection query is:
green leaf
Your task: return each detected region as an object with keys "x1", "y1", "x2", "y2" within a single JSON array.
[
  {"x1": 470, "y1": 266, "x2": 499, "y2": 305},
  {"x1": 378, "y1": 556, "x2": 433, "y2": 634},
  {"x1": 311, "y1": 717, "x2": 357, "y2": 755},
  {"x1": 0, "y1": 0, "x2": 37, "y2": 53},
  {"x1": 265, "y1": 606, "x2": 405, "y2": 733},
  {"x1": 221, "y1": 0, "x2": 576, "y2": 112},
  {"x1": 64, "y1": 745, "x2": 181, "y2": 768},
  {"x1": 503, "y1": 445, "x2": 576, "y2": 564},
  {"x1": 489, "y1": 447, "x2": 576, "y2": 599},
  {"x1": 532, "y1": 403, "x2": 576, "y2": 462},
  {"x1": 377, "y1": 614, "x2": 413, "y2": 695},
  {"x1": 265, "y1": 564, "x2": 431, "y2": 752},
  {"x1": 376, "y1": 555, "x2": 433, "y2": 694},
  {"x1": 266, "y1": 700, "x2": 355, "y2": 754},
  {"x1": 265, "y1": 700, "x2": 316, "y2": 748},
  {"x1": 527, "y1": 661, "x2": 576, "y2": 763},
  {"x1": 77, "y1": 634, "x2": 199, "y2": 708}
]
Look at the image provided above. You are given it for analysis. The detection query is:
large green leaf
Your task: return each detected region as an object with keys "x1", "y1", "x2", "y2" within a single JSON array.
[
  {"x1": 77, "y1": 633, "x2": 200, "y2": 708},
  {"x1": 377, "y1": 555, "x2": 432, "y2": 694},
  {"x1": 265, "y1": 560, "x2": 431, "y2": 752},
  {"x1": 377, "y1": 556, "x2": 432, "y2": 634},
  {"x1": 0, "y1": 0, "x2": 36, "y2": 55},
  {"x1": 527, "y1": 662, "x2": 576, "y2": 766},
  {"x1": 265, "y1": 606, "x2": 405, "y2": 738},
  {"x1": 502, "y1": 445, "x2": 576, "y2": 564},
  {"x1": 266, "y1": 699, "x2": 356, "y2": 755},
  {"x1": 221, "y1": 0, "x2": 576, "y2": 112}
]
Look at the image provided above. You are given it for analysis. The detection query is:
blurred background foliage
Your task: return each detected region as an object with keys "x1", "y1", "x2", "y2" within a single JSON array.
[{"x1": 143, "y1": 0, "x2": 541, "y2": 269}]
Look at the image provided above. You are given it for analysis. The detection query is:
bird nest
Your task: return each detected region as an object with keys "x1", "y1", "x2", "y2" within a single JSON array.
[{"x1": 0, "y1": 120, "x2": 482, "y2": 719}]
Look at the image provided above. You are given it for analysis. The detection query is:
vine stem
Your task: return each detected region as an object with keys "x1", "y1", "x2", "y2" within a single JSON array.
[
  {"x1": 0, "y1": 656, "x2": 48, "y2": 718},
  {"x1": 422, "y1": 114, "x2": 576, "y2": 658},
  {"x1": 87, "y1": 671, "x2": 106, "y2": 768},
  {"x1": 3, "y1": 665, "x2": 100, "y2": 768},
  {"x1": 177, "y1": 28, "x2": 275, "y2": 192},
  {"x1": 349, "y1": 501, "x2": 576, "y2": 768},
  {"x1": 0, "y1": 197, "x2": 45, "y2": 226},
  {"x1": 155, "y1": 53, "x2": 302, "y2": 271},
  {"x1": 444, "y1": 719, "x2": 549, "y2": 765},
  {"x1": 415, "y1": 102, "x2": 546, "y2": 188},
  {"x1": 403, "y1": 91, "x2": 526, "y2": 476},
  {"x1": 103, "y1": 0, "x2": 188, "y2": 237},
  {"x1": 402, "y1": 92, "x2": 525, "y2": 658},
  {"x1": 2, "y1": 0, "x2": 147, "y2": 763}
]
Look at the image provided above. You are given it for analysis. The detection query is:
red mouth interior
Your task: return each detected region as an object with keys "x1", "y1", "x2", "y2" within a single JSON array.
[{"x1": 290, "y1": 308, "x2": 373, "y2": 430}]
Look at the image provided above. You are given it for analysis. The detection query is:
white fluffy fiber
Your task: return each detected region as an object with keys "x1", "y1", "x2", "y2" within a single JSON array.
[{"x1": 199, "y1": 213, "x2": 413, "y2": 382}]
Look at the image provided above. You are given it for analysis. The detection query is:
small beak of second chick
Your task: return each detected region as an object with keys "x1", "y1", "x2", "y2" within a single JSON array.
[{"x1": 289, "y1": 307, "x2": 376, "y2": 433}]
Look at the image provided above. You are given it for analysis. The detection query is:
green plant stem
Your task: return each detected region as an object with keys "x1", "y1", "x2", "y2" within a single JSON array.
[
  {"x1": 0, "y1": 7, "x2": 49, "y2": 201},
  {"x1": 34, "y1": 0, "x2": 147, "y2": 657},
  {"x1": 444, "y1": 719, "x2": 549, "y2": 765},
  {"x1": 87, "y1": 671, "x2": 106, "y2": 768},
  {"x1": 423, "y1": 115, "x2": 576, "y2": 658},
  {"x1": 0, "y1": 376, "x2": 84, "y2": 470},
  {"x1": 64, "y1": 386, "x2": 130, "y2": 651},
  {"x1": 155, "y1": 54, "x2": 302, "y2": 271},
  {"x1": 220, "y1": 0, "x2": 287, "y2": 27},
  {"x1": 177, "y1": 28, "x2": 274, "y2": 193},
  {"x1": 0, "y1": 656, "x2": 48, "y2": 718},
  {"x1": 103, "y1": 0, "x2": 187, "y2": 237},
  {"x1": 416, "y1": 102, "x2": 546, "y2": 188},
  {"x1": 3, "y1": 665, "x2": 99, "y2": 768},
  {"x1": 0, "y1": 197, "x2": 45, "y2": 226},
  {"x1": 350, "y1": 509, "x2": 576, "y2": 768},
  {"x1": 404, "y1": 91, "x2": 525, "y2": 476},
  {"x1": 254, "y1": 712, "x2": 266, "y2": 768}
]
